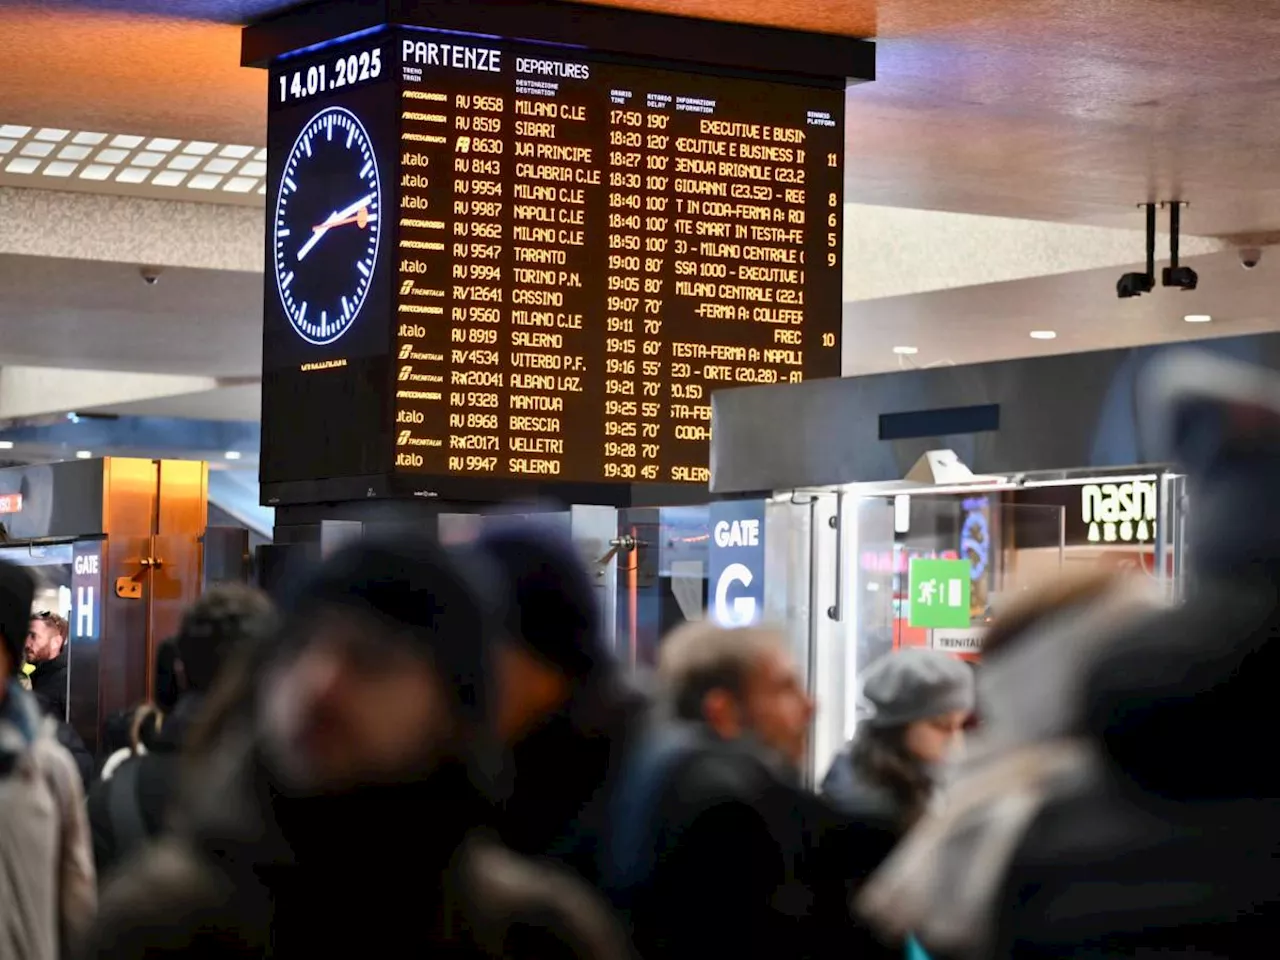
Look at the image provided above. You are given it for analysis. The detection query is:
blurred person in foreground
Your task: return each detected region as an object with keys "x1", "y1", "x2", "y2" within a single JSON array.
[
  {"x1": 90, "y1": 536, "x2": 627, "y2": 960},
  {"x1": 610, "y1": 621, "x2": 864, "y2": 960},
  {"x1": 476, "y1": 520, "x2": 648, "y2": 885},
  {"x1": 822, "y1": 647, "x2": 975, "y2": 835},
  {"x1": 96, "y1": 640, "x2": 182, "y2": 783},
  {"x1": 981, "y1": 350, "x2": 1280, "y2": 957},
  {"x1": 87, "y1": 586, "x2": 278, "y2": 882},
  {"x1": 0, "y1": 560, "x2": 95, "y2": 960},
  {"x1": 857, "y1": 569, "x2": 1163, "y2": 959}
]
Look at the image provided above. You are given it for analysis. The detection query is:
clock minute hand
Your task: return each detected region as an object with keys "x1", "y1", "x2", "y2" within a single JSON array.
[{"x1": 296, "y1": 193, "x2": 376, "y2": 262}]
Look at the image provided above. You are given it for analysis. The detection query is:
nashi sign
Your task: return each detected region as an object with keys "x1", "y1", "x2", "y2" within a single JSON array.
[{"x1": 1081, "y1": 480, "x2": 1157, "y2": 544}]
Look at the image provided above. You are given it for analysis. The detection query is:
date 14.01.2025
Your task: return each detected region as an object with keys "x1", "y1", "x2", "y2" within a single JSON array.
[{"x1": 277, "y1": 47, "x2": 384, "y2": 105}]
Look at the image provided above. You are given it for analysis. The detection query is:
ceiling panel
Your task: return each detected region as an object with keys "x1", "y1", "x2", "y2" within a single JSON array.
[{"x1": 0, "y1": 254, "x2": 261, "y2": 377}]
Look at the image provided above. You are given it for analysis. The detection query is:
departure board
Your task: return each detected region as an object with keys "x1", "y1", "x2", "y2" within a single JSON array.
[
  {"x1": 391, "y1": 38, "x2": 843, "y2": 485},
  {"x1": 258, "y1": 17, "x2": 855, "y2": 504}
]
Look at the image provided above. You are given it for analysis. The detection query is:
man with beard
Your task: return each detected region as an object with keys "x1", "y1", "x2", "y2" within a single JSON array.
[{"x1": 90, "y1": 536, "x2": 627, "y2": 960}]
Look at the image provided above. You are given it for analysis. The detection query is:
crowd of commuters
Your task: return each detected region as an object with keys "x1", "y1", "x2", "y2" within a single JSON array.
[{"x1": 0, "y1": 349, "x2": 1277, "y2": 958}]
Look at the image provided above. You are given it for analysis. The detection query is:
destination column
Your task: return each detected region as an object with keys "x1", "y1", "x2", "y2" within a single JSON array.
[{"x1": 507, "y1": 71, "x2": 596, "y2": 480}]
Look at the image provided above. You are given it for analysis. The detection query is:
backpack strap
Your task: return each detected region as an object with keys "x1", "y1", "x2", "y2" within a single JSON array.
[
  {"x1": 107, "y1": 757, "x2": 150, "y2": 855},
  {"x1": 603, "y1": 722, "x2": 704, "y2": 899}
]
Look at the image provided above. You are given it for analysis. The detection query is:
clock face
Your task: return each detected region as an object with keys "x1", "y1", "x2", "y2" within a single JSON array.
[{"x1": 273, "y1": 106, "x2": 382, "y2": 346}]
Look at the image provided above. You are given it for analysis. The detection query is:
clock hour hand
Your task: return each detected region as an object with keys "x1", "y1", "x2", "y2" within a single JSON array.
[{"x1": 296, "y1": 192, "x2": 376, "y2": 262}]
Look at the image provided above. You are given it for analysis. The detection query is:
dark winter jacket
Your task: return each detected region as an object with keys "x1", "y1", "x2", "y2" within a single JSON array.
[
  {"x1": 30, "y1": 646, "x2": 69, "y2": 721},
  {"x1": 87, "y1": 694, "x2": 204, "y2": 882},
  {"x1": 610, "y1": 722, "x2": 883, "y2": 960},
  {"x1": 90, "y1": 729, "x2": 628, "y2": 960},
  {"x1": 994, "y1": 576, "x2": 1280, "y2": 958},
  {"x1": 497, "y1": 673, "x2": 648, "y2": 885}
]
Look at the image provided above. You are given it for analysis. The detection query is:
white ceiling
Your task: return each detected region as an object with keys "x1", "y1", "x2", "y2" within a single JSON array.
[
  {"x1": 0, "y1": 253, "x2": 260, "y2": 378},
  {"x1": 845, "y1": 249, "x2": 1280, "y2": 375}
]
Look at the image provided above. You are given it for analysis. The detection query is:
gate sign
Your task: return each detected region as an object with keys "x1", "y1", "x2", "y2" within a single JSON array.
[
  {"x1": 708, "y1": 500, "x2": 766, "y2": 628},
  {"x1": 908, "y1": 557, "x2": 971, "y2": 629},
  {"x1": 71, "y1": 541, "x2": 102, "y2": 642}
]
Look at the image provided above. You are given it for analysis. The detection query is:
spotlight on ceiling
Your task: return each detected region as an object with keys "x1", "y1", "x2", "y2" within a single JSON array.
[{"x1": 1162, "y1": 201, "x2": 1198, "y2": 291}]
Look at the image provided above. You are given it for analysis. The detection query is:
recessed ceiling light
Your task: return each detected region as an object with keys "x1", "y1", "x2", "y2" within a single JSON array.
[
  {"x1": 1184, "y1": 314, "x2": 1212, "y2": 323},
  {"x1": 132, "y1": 151, "x2": 165, "y2": 167},
  {"x1": 222, "y1": 177, "x2": 257, "y2": 193},
  {"x1": 0, "y1": 124, "x2": 31, "y2": 139},
  {"x1": 5, "y1": 157, "x2": 39, "y2": 174},
  {"x1": 188, "y1": 173, "x2": 223, "y2": 190},
  {"x1": 0, "y1": 140, "x2": 15, "y2": 155},
  {"x1": 224, "y1": 450, "x2": 242, "y2": 461},
  {"x1": 147, "y1": 137, "x2": 181, "y2": 152},
  {"x1": 72, "y1": 131, "x2": 106, "y2": 145},
  {"x1": 79, "y1": 164, "x2": 113, "y2": 181},
  {"x1": 20, "y1": 141, "x2": 54, "y2": 158},
  {"x1": 892, "y1": 345, "x2": 919, "y2": 355},
  {"x1": 204, "y1": 157, "x2": 238, "y2": 175},
  {"x1": 152, "y1": 170, "x2": 187, "y2": 187},
  {"x1": 58, "y1": 144, "x2": 91, "y2": 161},
  {"x1": 0, "y1": 441, "x2": 12, "y2": 450},
  {"x1": 1030, "y1": 330, "x2": 1057, "y2": 340},
  {"x1": 183, "y1": 141, "x2": 216, "y2": 156},
  {"x1": 34, "y1": 128, "x2": 69, "y2": 142},
  {"x1": 109, "y1": 134, "x2": 143, "y2": 149},
  {"x1": 220, "y1": 144, "x2": 254, "y2": 159},
  {"x1": 116, "y1": 167, "x2": 150, "y2": 184},
  {"x1": 42, "y1": 161, "x2": 77, "y2": 177},
  {"x1": 241, "y1": 160, "x2": 267, "y2": 178},
  {"x1": 258, "y1": 184, "x2": 266, "y2": 194},
  {"x1": 95, "y1": 148, "x2": 129, "y2": 165},
  {"x1": 75, "y1": 450, "x2": 92, "y2": 460}
]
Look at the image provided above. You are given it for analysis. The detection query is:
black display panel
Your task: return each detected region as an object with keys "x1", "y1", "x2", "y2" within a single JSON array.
[
  {"x1": 262, "y1": 36, "x2": 398, "y2": 489},
  {"x1": 259, "y1": 25, "x2": 846, "y2": 502}
]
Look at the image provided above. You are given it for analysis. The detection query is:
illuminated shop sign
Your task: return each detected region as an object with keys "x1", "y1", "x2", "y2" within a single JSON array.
[
  {"x1": 1081, "y1": 481, "x2": 1157, "y2": 544},
  {"x1": 0, "y1": 493, "x2": 21, "y2": 514}
]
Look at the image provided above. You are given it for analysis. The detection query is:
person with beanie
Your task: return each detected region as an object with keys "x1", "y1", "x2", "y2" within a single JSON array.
[
  {"x1": 89, "y1": 535, "x2": 627, "y2": 960},
  {"x1": 0, "y1": 559, "x2": 96, "y2": 960},
  {"x1": 475, "y1": 518, "x2": 649, "y2": 888},
  {"x1": 822, "y1": 647, "x2": 975, "y2": 832}
]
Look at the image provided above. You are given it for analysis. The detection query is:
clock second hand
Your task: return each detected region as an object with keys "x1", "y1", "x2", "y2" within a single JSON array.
[{"x1": 296, "y1": 192, "x2": 376, "y2": 262}]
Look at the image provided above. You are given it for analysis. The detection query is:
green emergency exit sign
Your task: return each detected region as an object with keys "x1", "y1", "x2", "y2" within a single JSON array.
[{"x1": 907, "y1": 558, "x2": 971, "y2": 629}]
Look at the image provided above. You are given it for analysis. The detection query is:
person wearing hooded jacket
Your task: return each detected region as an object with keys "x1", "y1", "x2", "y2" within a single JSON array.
[
  {"x1": 0, "y1": 559, "x2": 96, "y2": 960},
  {"x1": 87, "y1": 586, "x2": 277, "y2": 883},
  {"x1": 89, "y1": 535, "x2": 627, "y2": 960},
  {"x1": 475, "y1": 519, "x2": 649, "y2": 888},
  {"x1": 989, "y1": 350, "x2": 1280, "y2": 957}
]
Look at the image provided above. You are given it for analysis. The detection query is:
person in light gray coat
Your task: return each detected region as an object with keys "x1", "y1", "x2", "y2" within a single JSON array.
[{"x1": 0, "y1": 560, "x2": 96, "y2": 960}]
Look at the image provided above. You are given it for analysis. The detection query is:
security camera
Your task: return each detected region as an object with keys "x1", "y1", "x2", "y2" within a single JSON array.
[
  {"x1": 139, "y1": 266, "x2": 162, "y2": 286},
  {"x1": 1240, "y1": 247, "x2": 1263, "y2": 270},
  {"x1": 1116, "y1": 271, "x2": 1154, "y2": 298}
]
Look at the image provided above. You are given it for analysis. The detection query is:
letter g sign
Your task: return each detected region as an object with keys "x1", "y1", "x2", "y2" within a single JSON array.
[{"x1": 713, "y1": 562, "x2": 757, "y2": 627}]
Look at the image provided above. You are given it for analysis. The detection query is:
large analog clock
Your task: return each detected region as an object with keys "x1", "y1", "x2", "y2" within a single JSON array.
[{"x1": 273, "y1": 105, "x2": 382, "y2": 346}]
